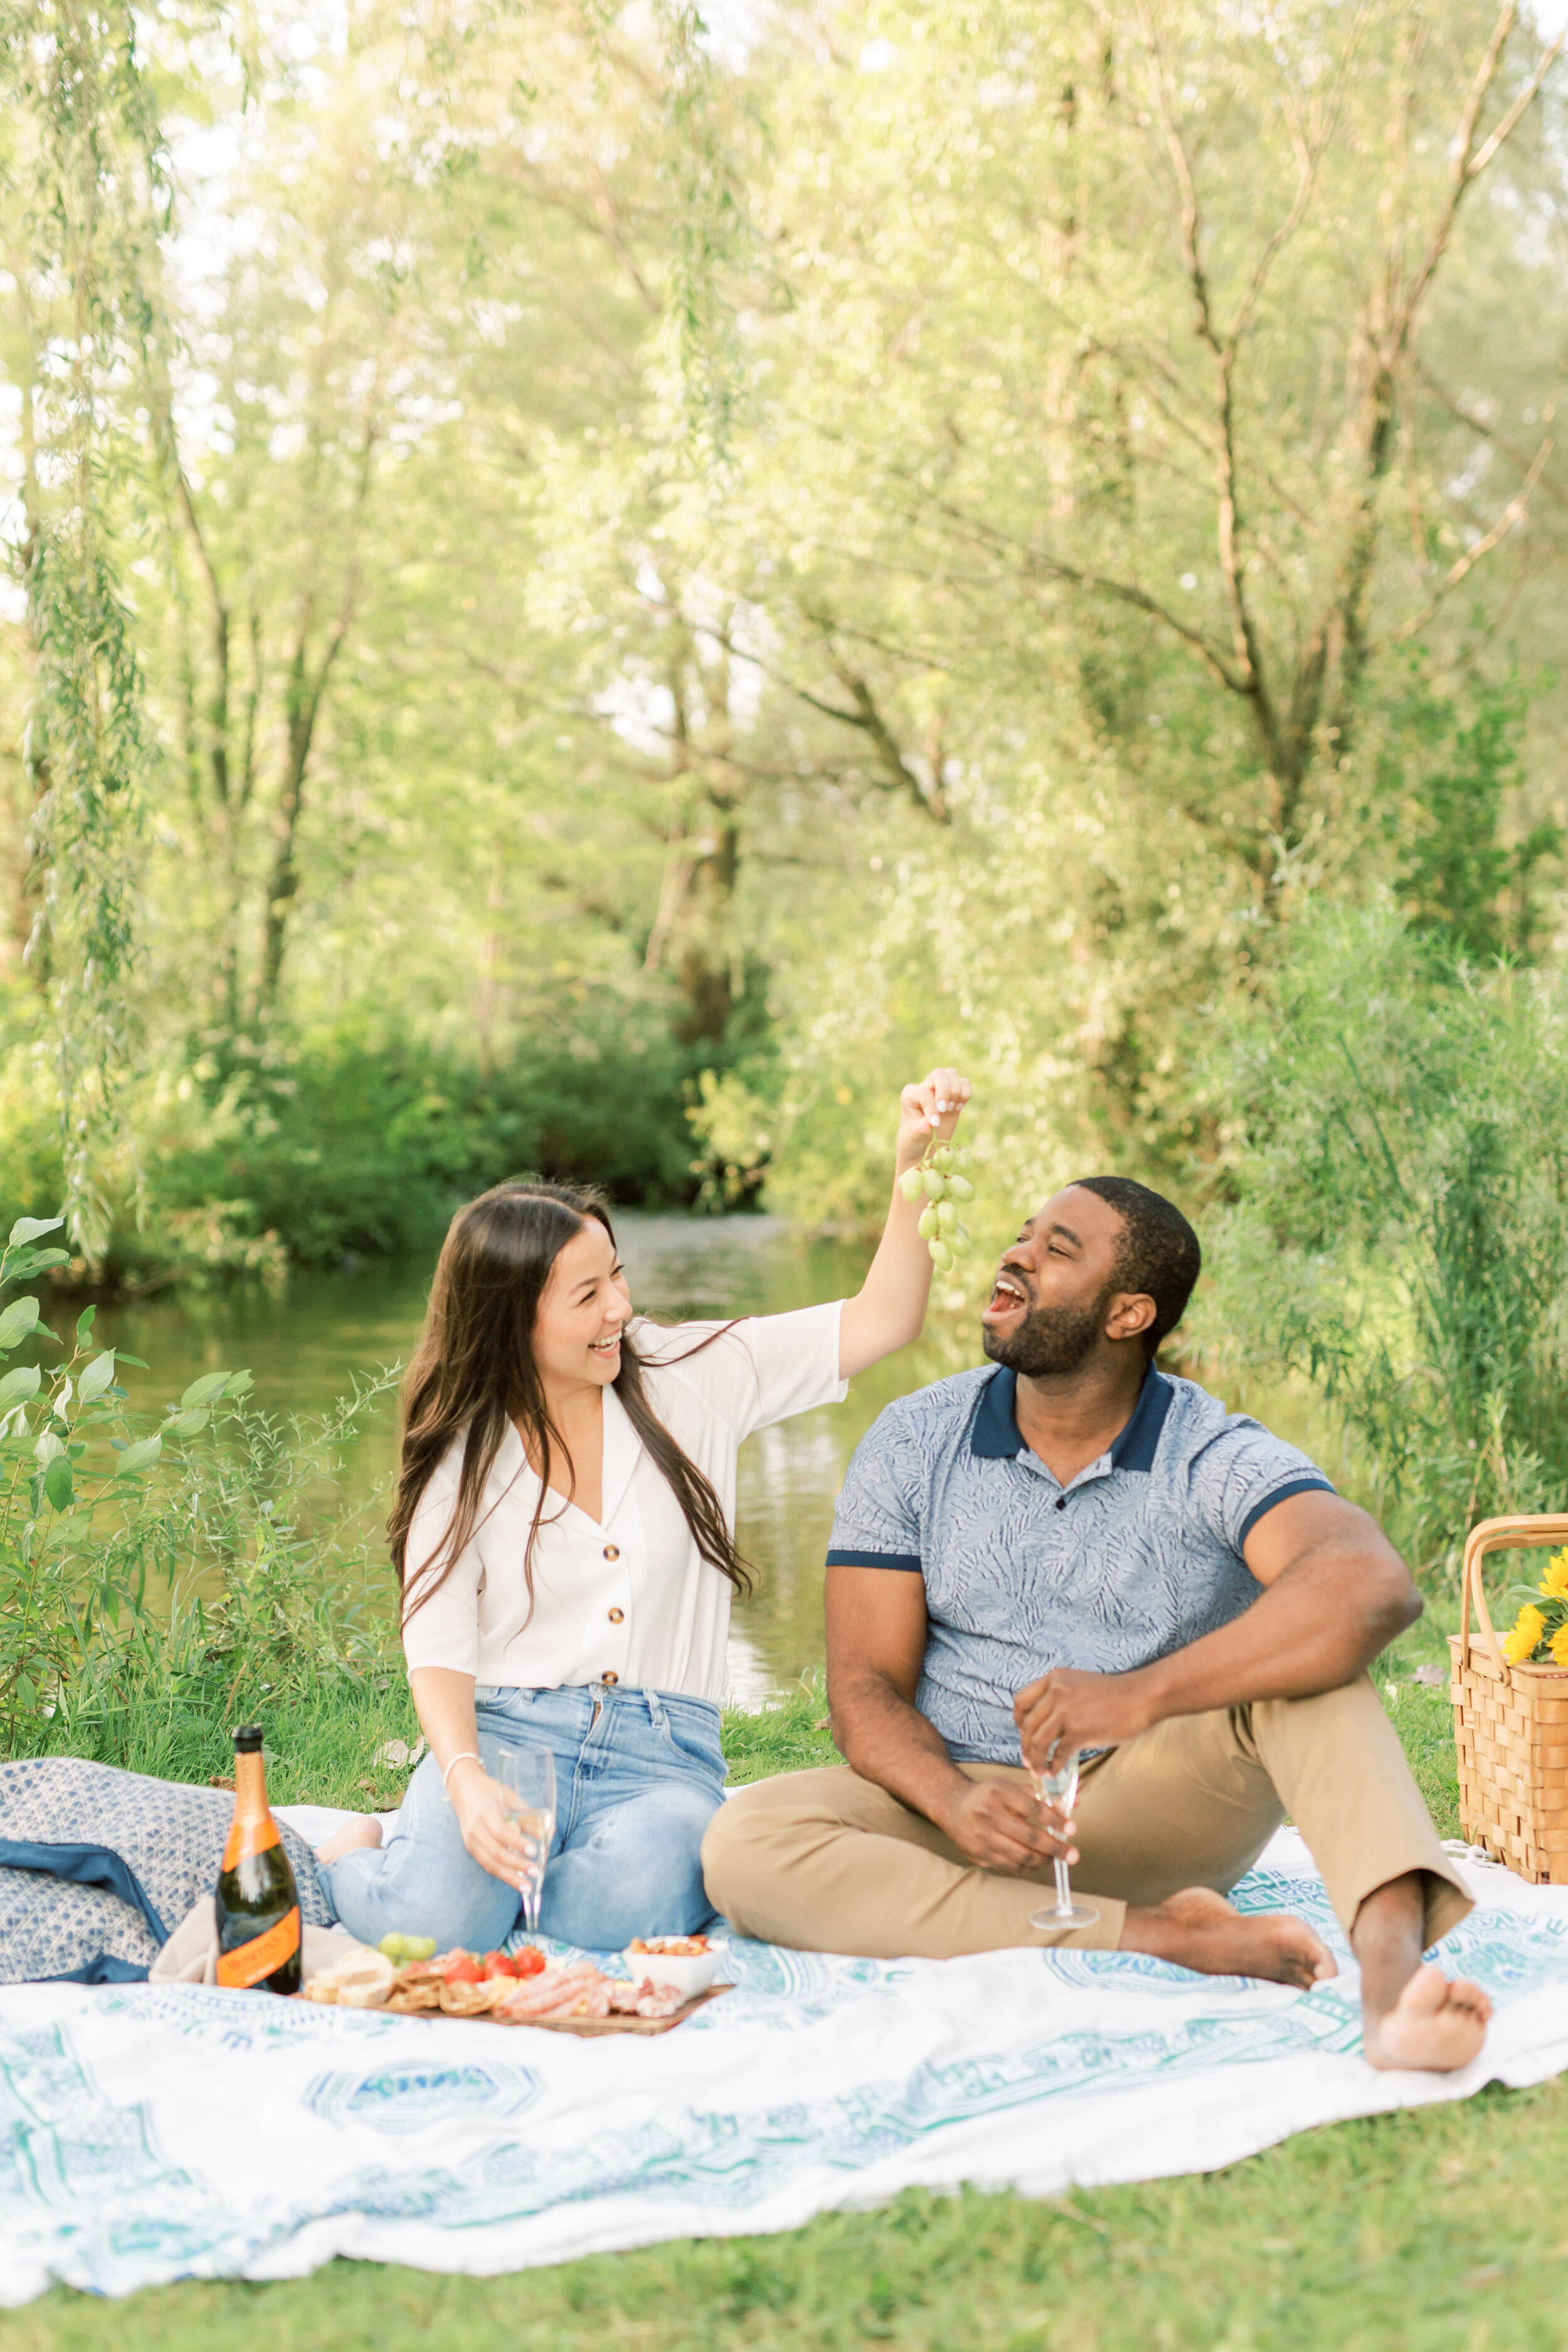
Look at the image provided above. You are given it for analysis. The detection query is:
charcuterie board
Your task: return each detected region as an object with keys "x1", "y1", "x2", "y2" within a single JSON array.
[
  {"x1": 295, "y1": 1981, "x2": 734, "y2": 2035},
  {"x1": 299, "y1": 1942, "x2": 733, "y2": 2033}
]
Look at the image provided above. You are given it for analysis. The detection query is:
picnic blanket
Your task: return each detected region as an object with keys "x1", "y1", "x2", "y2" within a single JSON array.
[{"x1": 3, "y1": 1820, "x2": 1567, "y2": 2305}]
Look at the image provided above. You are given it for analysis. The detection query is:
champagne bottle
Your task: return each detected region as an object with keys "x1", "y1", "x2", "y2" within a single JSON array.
[{"x1": 214, "y1": 1725, "x2": 301, "y2": 1994}]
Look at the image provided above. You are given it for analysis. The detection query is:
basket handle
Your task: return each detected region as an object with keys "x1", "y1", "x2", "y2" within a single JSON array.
[{"x1": 1459, "y1": 1514, "x2": 1568, "y2": 1687}]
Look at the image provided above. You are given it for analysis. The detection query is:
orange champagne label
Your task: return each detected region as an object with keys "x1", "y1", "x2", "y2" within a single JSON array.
[
  {"x1": 220, "y1": 1813, "x2": 281, "y2": 1868},
  {"x1": 216, "y1": 1906, "x2": 300, "y2": 1988}
]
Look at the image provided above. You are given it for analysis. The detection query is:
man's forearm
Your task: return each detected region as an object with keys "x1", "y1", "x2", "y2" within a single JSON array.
[
  {"x1": 1130, "y1": 1557, "x2": 1418, "y2": 1732},
  {"x1": 831, "y1": 1672, "x2": 973, "y2": 1831},
  {"x1": 1015, "y1": 1542, "x2": 1422, "y2": 1772}
]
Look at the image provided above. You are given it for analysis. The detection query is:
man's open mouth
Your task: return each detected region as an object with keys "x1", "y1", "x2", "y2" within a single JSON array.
[{"x1": 984, "y1": 1273, "x2": 1029, "y2": 1317}]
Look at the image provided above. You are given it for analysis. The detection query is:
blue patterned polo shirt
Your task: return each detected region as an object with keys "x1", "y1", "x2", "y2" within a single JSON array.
[{"x1": 826, "y1": 1365, "x2": 1335, "y2": 1765}]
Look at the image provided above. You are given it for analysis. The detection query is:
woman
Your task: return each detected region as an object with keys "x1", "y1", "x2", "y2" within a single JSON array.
[{"x1": 317, "y1": 1068, "x2": 971, "y2": 1954}]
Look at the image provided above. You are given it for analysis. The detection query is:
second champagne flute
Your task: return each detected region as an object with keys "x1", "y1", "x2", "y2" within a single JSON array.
[{"x1": 496, "y1": 1745, "x2": 557, "y2": 1936}]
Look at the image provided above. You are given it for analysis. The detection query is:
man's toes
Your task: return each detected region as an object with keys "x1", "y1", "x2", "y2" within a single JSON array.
[{"x1": 1286, "y1": 1927, "x2": 1332, "y2": 1981}]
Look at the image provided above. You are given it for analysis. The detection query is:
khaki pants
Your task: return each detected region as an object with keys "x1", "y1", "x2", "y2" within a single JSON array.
[{"x1": 701, "y1": 1675, "x2": 1471, "y2": 1958}]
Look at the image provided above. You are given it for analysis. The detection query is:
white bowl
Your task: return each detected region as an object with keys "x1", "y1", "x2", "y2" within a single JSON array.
[{"x1": 620, "y1": 1942, "x2": 723, "y2": 1998}]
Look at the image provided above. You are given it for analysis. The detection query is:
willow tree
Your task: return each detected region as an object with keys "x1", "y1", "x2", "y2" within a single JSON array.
[{"x1": 0, "y1": 0, "x2": 179, "y2": 1258}]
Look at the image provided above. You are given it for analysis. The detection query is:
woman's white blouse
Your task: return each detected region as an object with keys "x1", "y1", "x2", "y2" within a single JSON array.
[{"x1": 400, "y1": 1301, "x2": 847, "y2": 1703}]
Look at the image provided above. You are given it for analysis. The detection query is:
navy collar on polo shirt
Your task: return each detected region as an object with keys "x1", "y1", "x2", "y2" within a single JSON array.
[{"x1": 969, "y1": 1364, "x2": 1173, "y2": 1475}]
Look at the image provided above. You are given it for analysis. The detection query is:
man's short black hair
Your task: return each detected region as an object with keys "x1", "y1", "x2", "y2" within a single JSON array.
[{"x1": 1069, "y1": 1175, "x2": 1201, "y2": 1360}]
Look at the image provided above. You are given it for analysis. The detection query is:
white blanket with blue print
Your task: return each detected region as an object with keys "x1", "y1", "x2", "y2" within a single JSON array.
[{"x1": 3, "y1": 1824, "x2": 1567, "y2": 2305}]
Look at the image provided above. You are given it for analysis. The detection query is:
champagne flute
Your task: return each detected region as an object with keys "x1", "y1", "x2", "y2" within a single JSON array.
[
  {"x1": 1028, "y1": 1744, "x2": 1099, "y2": 1931},
  {"x1": 496, "y1": 1745, "x2": 556, "y2": 1936}
]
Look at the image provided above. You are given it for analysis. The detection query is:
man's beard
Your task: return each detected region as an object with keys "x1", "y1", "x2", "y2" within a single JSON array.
[{"x1": 982, "y1": 1288, "x2": 1110, "y2": 1378}]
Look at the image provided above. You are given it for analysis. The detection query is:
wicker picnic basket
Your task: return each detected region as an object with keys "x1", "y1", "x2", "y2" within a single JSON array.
[{"x1": 1449, "y1": 1513, "x2": 1568, "y2": 1883}]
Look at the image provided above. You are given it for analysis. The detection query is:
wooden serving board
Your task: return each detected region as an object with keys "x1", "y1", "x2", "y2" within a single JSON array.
[{"x1": 514, "y1": 1983, "x2": 733, "y2": 2037}]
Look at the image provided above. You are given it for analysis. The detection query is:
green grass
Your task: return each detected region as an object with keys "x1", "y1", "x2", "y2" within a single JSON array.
[
  {"x1": 31, "y1": 1673, "x2": 844, "y2": 1811},
  {"x1": 6, "y1": 1612, "x2": 1560, "y2": 2352}
]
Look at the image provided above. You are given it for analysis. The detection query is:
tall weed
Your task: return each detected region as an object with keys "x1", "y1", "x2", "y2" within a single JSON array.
[{"x1": 0, "y1": 1212, "x2": 401, "y2": 1762}]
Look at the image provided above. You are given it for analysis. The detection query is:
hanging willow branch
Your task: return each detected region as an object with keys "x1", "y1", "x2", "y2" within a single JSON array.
[
  {"x1": 651, "y1": 0, "x2": 752, "y2": 467},
  {"x1": 0, "y1": 0, "x2": 171, "y2": 1262}
]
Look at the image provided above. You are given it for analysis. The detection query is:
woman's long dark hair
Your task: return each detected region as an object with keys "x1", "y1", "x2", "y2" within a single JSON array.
[{"x1": 391, "y1": 1180, "x2": 751, "y2": 1629}]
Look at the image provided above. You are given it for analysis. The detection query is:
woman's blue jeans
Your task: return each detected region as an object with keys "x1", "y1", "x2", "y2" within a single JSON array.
[{"x1": 319, "y1": 1683, "x2": 727, "y2": 1954}]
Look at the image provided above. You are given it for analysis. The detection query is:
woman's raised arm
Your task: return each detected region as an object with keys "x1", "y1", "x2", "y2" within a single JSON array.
[{"x1": 837, "y1": 1067, "x2": 971, "y2": 1379}]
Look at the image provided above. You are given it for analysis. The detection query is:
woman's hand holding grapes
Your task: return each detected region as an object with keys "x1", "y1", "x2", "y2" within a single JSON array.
[
  {"x1": 837, "y1": 1067, "x2": 975, "y2": 1375},
  {"x1": 894, "y1": 1068, "x2": 970, "y2": 1170}
]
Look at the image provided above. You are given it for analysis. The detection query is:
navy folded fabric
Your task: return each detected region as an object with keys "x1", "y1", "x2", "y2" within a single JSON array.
[
  {"x1": 0, "y1": 1838, "x2": 169, "y2": 1954},
  {"x1": 41, "y1": 1952, "x2": 152, "y2": 1985}
]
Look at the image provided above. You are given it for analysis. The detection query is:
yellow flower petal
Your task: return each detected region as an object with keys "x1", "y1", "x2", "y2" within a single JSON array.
[
  {"x1": 1503, "y1": 1604, "x2": 1547, "y2": 1664},
  {"x1": 1551, "y1": 1623, "x2": 1568, "y2": 1669},
  {"x1": 1540, "y1": 1550, "x2": 1568, "y2": 1599}
]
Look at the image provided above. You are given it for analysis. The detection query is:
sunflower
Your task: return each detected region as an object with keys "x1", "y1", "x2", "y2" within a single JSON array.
[
  {"x1": 1503, "y1": 1604, "x2": 1547, "y2": 1665},
  {"x1": 1552, "y1": 1623, "x2": 1568, "y2": 1670},
  {"x1": 1539, "y1": 1550, "x2": 1568, "y2": 1601}
]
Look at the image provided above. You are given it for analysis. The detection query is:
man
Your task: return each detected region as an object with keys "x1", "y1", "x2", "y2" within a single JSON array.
[{"x1": 703, "y1": 1176, "x2": 1491, "y2": 2073}]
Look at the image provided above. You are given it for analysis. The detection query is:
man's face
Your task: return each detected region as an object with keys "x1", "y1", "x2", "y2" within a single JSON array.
[{"x1": 980, "y1": 1186, "x2": 1142, "y2": 1378}]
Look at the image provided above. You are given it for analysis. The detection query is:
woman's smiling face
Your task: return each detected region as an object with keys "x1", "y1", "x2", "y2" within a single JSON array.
[{"x1": 532, "y1": 1217, "x2": 633, "y2": 1395}]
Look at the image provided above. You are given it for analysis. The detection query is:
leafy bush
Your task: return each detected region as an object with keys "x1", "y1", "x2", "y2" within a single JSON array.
[
  {"x1": 1195, "y1": 903, "x2": 1568, "y2": 1575},
  {"x1": 0, "y1": 1008, "x2": 733, "y2": 1286}
]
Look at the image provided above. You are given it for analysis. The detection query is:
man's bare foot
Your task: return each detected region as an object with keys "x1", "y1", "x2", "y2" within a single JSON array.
[
  {"x1": 1121, "y1": 1886, "x2": 1337, "y2": 1988},
  {"x1": 1363, "y1": 1963, "x2": 1491, "y2": 2073},
  {"x1": 315, "y1": 1816, "x2": 383, "y2": 1867}
]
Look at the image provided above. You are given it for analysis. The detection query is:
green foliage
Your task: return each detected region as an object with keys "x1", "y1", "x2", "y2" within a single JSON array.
[
  {"x1": 0, "y1": 1014, "x2": 734, "y2": 1281},
  {"x1": 0, "y1": 1210, "x2": 157, "y2": 1754},
  {"x1": 4, "y1": 0, "x2": 1563, "y2": 1290},
  {"x1": 154, "y1": 1019, "x2": 716, "y2": 1264},
  {"x1": 0, "y1": 1209, "x2": 405, "y2": 1761},
  {"x1": 1196, "y1": 903, "x2": 1568, "y2": 1573},
  {"x1": 1380, "y1": 669, "x2": 1560, "y2": 961}
]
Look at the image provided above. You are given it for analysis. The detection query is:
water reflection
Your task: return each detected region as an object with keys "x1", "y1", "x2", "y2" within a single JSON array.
[{"x1": 58, "y1": 1216, "x2": 978, "y2": 1700}]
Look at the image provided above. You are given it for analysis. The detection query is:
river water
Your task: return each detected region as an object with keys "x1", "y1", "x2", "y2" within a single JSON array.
[{"x1": 66, "y1": 1217, "x2": 984, "y2": 1703}]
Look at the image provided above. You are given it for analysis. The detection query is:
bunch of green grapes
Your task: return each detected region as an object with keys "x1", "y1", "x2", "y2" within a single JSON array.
[{"x1": 899, "y1": 1141, "x2": 977, "y2": 1271}]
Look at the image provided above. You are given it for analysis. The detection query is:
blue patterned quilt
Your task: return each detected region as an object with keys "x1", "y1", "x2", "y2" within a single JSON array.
[{"x1": 2, "y1": 1830, "x2": 1566, "y2": 2304}]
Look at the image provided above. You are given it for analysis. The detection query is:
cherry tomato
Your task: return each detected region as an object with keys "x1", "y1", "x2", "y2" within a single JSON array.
[{"x1": 512, "y1": 1946, "x2": 546, "y2": 1978}]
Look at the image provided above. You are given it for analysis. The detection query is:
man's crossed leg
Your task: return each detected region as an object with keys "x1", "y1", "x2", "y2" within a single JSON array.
[{"x1": 704, "y1": 1676, "x2": 1491, "y2": 2072}]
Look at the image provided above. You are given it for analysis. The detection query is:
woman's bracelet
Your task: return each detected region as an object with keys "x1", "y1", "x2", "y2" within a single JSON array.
[{"x1": 441, "y1": 1751, "x2": 483, "y2": 1796}]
